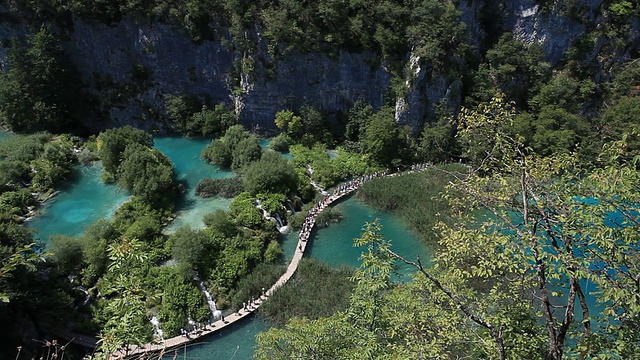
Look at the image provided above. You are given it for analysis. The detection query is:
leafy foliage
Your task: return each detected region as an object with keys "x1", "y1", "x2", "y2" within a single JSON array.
[
  {"x1": 96, "y1": 126, "x2": 153, "y2": 177},
  {"x1": 195, "y1": 177, "x2": 244, "y2": 197},
  {"x1": 166, "y1": 95, "x2": 238, "y2": 137},
  {"x1": 117, "y1": 142, "x2": 176, "y2": 206},
  {"x1": 201, "y1": 125, "x2": 261, "y2": 171},
  {"x1": 0, "y1": 26, "x2": 81, "y2": 132},
  {"x1": 242, "y1": 151, "x2": 299, "y2": 195}
]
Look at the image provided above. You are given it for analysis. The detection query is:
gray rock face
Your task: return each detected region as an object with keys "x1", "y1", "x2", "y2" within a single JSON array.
[
  {"x1": 62, "y1": 17, "x2": 391, "y2": 132},
  {"x1": 0, "y1": 0, "x2": 636, "y2": 133},
  {"x1": 65, "y1": 18, "x2": 235, "y2": 131},
  {"x1": 239, "y1": 51, "x2": 390, "y2": 131}
]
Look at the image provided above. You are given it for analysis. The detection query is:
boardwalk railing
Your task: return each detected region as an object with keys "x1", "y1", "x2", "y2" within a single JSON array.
[{"x1": 112, "y1": 164, "x2": 430, "y2": 359}]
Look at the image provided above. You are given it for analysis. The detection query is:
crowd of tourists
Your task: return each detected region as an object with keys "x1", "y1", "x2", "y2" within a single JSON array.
[{"x1": 173, "y1": 163, "x2": 433, "y2": 343}]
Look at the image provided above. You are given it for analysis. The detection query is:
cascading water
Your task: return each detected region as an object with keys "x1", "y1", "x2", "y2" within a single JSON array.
[
  {"x1": 274, "y1": 212, "x2": 289, "y2": 233},
  {"x1": 72, "y1": 286, "x2": 91, "y2": 306},
  {"x1": 286, "y1": 200, "x2": 297, "y2": 214},
  {"x1": 150, "y1": 316, "x2": 164, "y2": 340},
  {"x1": 257, "y1": 200, "x2": 288, "y2": 234},
  {"x1": 194, "y1": 274, "x2": 217, "y2": 318}
]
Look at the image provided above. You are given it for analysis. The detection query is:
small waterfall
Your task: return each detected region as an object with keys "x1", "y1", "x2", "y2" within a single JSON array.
[
  {"x1": 194, "y1": 275, "x2": 217, "y2": 318},
  {"x1": 274, "y1": 212, "x2": 288, "y2": 234},
  {"x1": 72, "y1": 286, "x2": 91, "y2": 306},
  {"x1": 257, "y1": 199, "x2": 288, "y2": 233},
  {"x1": 273, "y1": 212, "x2": 283, "y2": 228},
  {"x1": 310, "y1": 180, "x2": 329, "y2": 196},
  {"x1": 286, "y1": 200, "x2": 297, "y2": 214},
  {"x1": 150, "y1": 316, "x2": 164, "y2": 340}
]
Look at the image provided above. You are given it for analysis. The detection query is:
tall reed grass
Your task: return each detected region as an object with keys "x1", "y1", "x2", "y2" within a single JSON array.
[
  {"x1": 356, "y1": 164, "x2": 467, "y2": 245},
  {"x1": 258, "y1": 258, "x2": 354, "y2": 325}
]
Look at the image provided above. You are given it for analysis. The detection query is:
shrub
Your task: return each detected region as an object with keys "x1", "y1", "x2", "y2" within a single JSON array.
[
  {"x1": 269, "y1": 133, "x2": 292, "y2": 152},
  {"x1": 195, "y1": 177, "x2": 244, "y2": 198}
]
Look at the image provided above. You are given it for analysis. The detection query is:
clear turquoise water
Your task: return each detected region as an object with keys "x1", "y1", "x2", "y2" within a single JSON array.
[
  {"x1": 22, "y1": 134, "x2": 428, "y2": 358},
  {"x1": 174, "y1": 195, "x2": 429, "y2": 359},
  {"x1": 27, "y1": 136, "x2": 235, "y2": 242},
  {"x1": 153, "y1": 136, "x2": 234, "y2": 232},
  {"x1": 163, "y1": 315, "x2": 269, "y2": 360},
  {"x1": 306, "y1": 196, "x2": 429, "y2": 276},
  {"x1": 27, "y1": 163, "x2": 129, "y2": 243},
  {"x1": 0, "y1": 129, "x2": 13, "y2": 142},
  {"x1": 259, "y1": 137, "x2": 293, "y2": 160}
]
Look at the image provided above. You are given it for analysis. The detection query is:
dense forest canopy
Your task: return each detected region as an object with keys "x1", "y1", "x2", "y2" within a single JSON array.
[{"x1": 0, "y1": 0, "x2": 638, "y2": 359}]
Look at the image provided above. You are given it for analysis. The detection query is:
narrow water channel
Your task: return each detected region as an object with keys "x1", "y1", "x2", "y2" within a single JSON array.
[{"x1": 153, "y1": 136, "x2": 234, "y2": 232}]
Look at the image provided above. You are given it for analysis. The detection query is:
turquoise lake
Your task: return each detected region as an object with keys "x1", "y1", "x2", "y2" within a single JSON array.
[
  {"x1": 169, "y1": 195, "x2": 428, "y2": 359},
  {"x1": 27, "y1": 163, "x2": 129, "y2": 242},
  {"x1": 27, "y1": 136, "x2": 235, "y2": 242},
  {"x1": 22, "y1": 134, "x2": 429, "y2": 359},
  {"x1": 163, "y1": 315, "x2": 270, "y2": 360}
]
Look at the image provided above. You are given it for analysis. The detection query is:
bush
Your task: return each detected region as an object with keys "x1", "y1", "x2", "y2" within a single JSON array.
[
  {"x1": 269, "y1": 133, "x2": 292, "y2": 152},
  {"x1": 195, "y1": 177, "x2": 244, "y2": 198},
  {"x1": 201, "y1": 125, "x2": 261, "y2": 171},
  {"x1": 243, "y1": 151, "x2": 299, "y2": 195}
]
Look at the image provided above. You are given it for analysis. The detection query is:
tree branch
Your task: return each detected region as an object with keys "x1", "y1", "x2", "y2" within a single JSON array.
[{"x1": 387, "y1": 249, "x2": 506, "y2": 360}]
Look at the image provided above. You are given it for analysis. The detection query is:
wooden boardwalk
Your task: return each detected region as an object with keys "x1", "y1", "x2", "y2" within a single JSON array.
[{"x1": 113, "y1": 165, "x2": 429, "y2": 359}]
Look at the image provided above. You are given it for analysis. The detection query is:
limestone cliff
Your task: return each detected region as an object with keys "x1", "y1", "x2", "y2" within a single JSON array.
[{"x1": 0, "y1": 0, "x2": 637, "y2": 133}]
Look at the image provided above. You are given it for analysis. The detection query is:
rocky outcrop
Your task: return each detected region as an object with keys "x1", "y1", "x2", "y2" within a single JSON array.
[
  {"x1": 62, "y1": 17, "x2": 390, "y2": 132},
  {"x1": 65, "y1": 18, "x2": 235, "y2": 131},
  {"x1": 239, "y1": 51, "x2": 390, "y2": 130},
  {"x1": 0, "y1": 0, "x2": 637, "y2": 134}
]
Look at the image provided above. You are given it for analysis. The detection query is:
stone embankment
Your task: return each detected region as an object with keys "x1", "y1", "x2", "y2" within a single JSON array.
[{"x1": 112, "y1": 164, "x2": 430, "y2": 359}]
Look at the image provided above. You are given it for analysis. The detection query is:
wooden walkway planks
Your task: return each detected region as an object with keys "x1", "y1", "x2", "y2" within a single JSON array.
[{"x1": 113, "y1": 165, "x2": 429, "y2": 359}]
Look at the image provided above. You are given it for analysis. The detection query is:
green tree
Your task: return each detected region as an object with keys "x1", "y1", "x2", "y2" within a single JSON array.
[
  {"x1": 418, "y1": 122, "x2": 455, "y2": 163},
  {"x1": 81, "y1": 219, "x2": 116, "y2": 285},
  {"x1": 299, "y1": 105, "x2": 328, "y2": 146},
  {"x1": 197, "y1": 103, "x2": 238, "y2": 136},
  {"x1": 231, "y1": 136, "x2": 261, "y2": 170},
  {"x1": 345, "y1": 100, "x2": 373, "y2": 143},
  {"x1": 30, "y1": 140, "x2": 74, "y2": 191},
  {"x1": 406, "y1": 0, "x2": 466, "y2": 72},
  {"x1": 171, "y1": 226, "x2": 216, "y2": 274},
  {"x1": 471, "y1": 34, "x2": 549, "y2": 106},
  {"x1": 0, "y1": 26, "x2": 79, "y2": 132},
  {"x1": 97, "y1": 126, "x2": 153, "y2": 177},
  {"x1": 117, "y1": 142, "x2": 176, "y2": 205},
  {"x1": 362, "y1": 106, "x2": 402, "y2": 165},
  {"x1": 203, "y1": 209, "x2": 237, "y2": 238},
  {"x1": 450, "y1": 94, "x2": 640, "y2": 358},
  {"x1": 201, "y1": 125, "x2": 260, "y2": 170},
  {"x1": 95, "y1": 238, "x2": 151, "y2": 357},
  {"x1": 274, "y1": 110, "x2": 302, "y2": 138},
  {"x1": 48, "y1": 234, "x2": 85, "y2": 274},
  {"x1": 242, "y1": 151, "x2": 298, "y2": 195}
]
